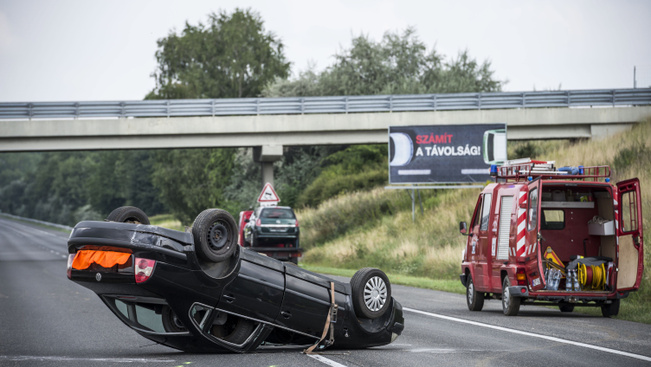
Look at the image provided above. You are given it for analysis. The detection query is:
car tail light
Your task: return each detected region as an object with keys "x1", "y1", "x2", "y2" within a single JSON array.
[
  {"x1": 516, "y1": 268, "x2": 527, "y2": 286},
  {"x1": 134, "y1": 258, "x2": 156, "y2": 284},
  {"x1": 66, "y1": 254, "x2": 76, "y2": 279},
  {"x1": 295, "y1": 219, "x2": 299, "y2": 227},
  {"x1": 256, "y1": 218, "x2": 261, "y2": 227}
]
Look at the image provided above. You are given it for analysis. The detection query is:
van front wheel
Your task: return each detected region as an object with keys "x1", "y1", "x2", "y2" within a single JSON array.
[
  {"x1": 501, "y1": 277, "x2": 521, "y2": 316},
  {"x1": 466, "y1": 275, "x2": 484, "y2": 311}
]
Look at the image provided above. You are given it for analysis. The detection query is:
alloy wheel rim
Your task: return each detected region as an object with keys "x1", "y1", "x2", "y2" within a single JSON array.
[
  {"x1": 364, "y1": 276, "x2": 387, "y2": 312},
  {"x1": 468, "y1": 281, "x2": 474, "y2": 304}
]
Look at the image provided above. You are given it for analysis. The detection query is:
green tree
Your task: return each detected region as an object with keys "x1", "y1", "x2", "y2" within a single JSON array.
[
  {"x1": 151, "y1": 149, "x2": 237, "y2": 225},
  {"x1": 145, "y1": 8, "x2": 291, "y2": 222},
  {"x1": 263, "y1": 27, "x2": 503, "y2": 97},
  {"x1": 147, "y1": 8, "x2": 290, "y2": 99}
]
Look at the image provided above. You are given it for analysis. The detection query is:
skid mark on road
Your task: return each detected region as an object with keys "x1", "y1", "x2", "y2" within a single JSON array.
[{"x1": 404, "y1": 307, "x2": 651, "y2": 363}]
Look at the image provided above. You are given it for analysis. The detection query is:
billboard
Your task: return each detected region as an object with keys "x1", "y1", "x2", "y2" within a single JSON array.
[{"x1": 389, "y1": 124, "x2": 506, "y2": 184}]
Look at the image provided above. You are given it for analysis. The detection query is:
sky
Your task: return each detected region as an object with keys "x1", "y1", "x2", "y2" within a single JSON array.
[{"x1": 0, "y1": 0, "x2": 650, "y2": 102}]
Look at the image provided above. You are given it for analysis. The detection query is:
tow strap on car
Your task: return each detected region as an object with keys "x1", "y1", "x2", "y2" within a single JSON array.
[{"x1": 303, "y1": 282, "x2": 338, "y2": 354}]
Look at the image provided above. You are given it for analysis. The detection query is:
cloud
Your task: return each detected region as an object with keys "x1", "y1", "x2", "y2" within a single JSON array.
[{"x1": 0, "y1": 11, "x2": 15, "y2": 53}]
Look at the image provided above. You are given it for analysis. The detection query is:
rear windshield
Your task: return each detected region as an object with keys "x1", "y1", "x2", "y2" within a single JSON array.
[{"x1": 260, "y1": 208, "x2": 295, "y2": 219}]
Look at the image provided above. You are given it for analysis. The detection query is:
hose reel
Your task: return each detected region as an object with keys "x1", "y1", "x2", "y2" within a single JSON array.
[{"x1": 577, "y1": 262, "x2": 606, "y2": 290}]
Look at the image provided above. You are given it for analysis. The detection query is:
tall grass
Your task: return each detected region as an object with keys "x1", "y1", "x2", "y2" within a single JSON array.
[{"x1": 299, "y1": 117, "x2": 651, "y2": 322}]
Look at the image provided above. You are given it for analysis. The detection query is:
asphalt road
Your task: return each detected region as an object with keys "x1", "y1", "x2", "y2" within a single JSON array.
[{"x1": 1, "y1": 216, "x2": 651, "y2": 367}]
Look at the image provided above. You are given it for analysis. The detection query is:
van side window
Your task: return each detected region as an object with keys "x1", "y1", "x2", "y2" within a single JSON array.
[
  {"x1": 541, "y1": 209, "x2": 564, "y2": 230},
  {"x1": 471, "y1": 196, "x2": 482, "y2": 229},
  {"x1": 527, "y1": 187, "x2": 539, "y2": 231},
  {"x1": 621, "y1": 191, "x2": 639, "y2": 232},
  {"x1": 480, "y1": 193, "x2": 492, "y2": 231}
]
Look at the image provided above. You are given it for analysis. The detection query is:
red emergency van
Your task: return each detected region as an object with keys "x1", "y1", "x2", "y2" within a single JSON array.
[{"x1": 460, "y1": 159, "x2": 643, "y2": 317}]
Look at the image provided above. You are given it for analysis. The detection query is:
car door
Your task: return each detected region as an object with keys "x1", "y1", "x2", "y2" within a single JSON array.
[
  {"x1": 277, "y1": 264, "x2": 332, "y2": 337},
  {"x1": 616, "y1": 178, "x2": 644, "y2": 291},
  {"x1": 216, "y1": 251, "x2": 284, "y2": 323}
]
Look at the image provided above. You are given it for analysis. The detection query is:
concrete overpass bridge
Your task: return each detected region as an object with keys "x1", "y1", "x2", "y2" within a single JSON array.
[{"x1": 1, "y1": 88, "x2": 650, "y2": 184}]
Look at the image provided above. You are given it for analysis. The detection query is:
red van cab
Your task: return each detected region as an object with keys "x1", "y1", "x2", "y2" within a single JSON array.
[{"x1": 460, "y1": 159, "x2": 643, "y2": 317}]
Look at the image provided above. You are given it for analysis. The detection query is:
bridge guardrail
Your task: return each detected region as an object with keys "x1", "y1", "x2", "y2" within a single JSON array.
[{"x1": 0, "y1": 88, "x2": 650, "y2": 120}]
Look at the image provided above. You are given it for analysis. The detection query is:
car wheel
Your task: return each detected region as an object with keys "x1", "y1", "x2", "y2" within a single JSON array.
[
  {"x1": 106, "y1": 206, "x2": 150, "y2": 225},
  {"x1": 210, "y1": 314, "x2": 256, "y2": 344},
  {"x1": 559, "y1": 302, "x2": 574, "y2": 313},
  {"x1": 351, "y1": 268, "x2": 391, "y2": 319},
  {"x1": 601, "y1": 299, "x2": 620, "y2": 318},
  {"x1": 502, "y1": 276, "x2": 521, "y2": 316},
  {"x1": 161, "y1": 305, "x2": 187, "y2": 332},
  {"x1": 466, "y1": 274, "x2": 484, "y2": 311},
  {"x1": 251, "y1": 232, "x2": 258, "y2": 247},
  {"x1": 289, "y1": 257, "x2": 298, "y2": 265},
  {"x1": 192, "y1": 209, "x2": 237, "y2": 263}
]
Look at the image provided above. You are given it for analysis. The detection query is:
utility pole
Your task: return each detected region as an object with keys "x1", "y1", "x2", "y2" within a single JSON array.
[{"x1": 634, "y1": 66, "x2": 637, "y2": 89}]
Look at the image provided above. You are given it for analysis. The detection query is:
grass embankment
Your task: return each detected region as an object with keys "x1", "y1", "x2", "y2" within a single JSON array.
[
  {"x1": 297, "y1": 117, "x2": 651, "y2": 323},
  {"x1": 150, "y1": 214, "x2": 185, "y2": 231}
]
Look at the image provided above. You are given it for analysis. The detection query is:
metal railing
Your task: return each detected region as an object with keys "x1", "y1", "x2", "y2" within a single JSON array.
[{"x1": 1, "y1": 88, "x2": 650, "y2": 120}]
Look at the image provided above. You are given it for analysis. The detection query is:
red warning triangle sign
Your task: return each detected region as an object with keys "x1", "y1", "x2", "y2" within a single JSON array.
[{"x1": 257, "y1": 182, "x2": 280, "y2": 203}]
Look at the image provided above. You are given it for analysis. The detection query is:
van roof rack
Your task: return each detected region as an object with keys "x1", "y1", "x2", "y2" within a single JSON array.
[{"x1": 493, "y1": 158, "x2": 610, "y2": 182}]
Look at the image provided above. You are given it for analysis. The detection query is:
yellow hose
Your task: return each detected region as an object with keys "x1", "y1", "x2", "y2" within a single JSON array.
[{"x1": 577, "y1": 263, "x2": 606, "y2": 290}]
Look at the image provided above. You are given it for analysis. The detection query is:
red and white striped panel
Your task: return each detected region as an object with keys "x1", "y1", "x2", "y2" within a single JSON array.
[{"x1": 516, "y1": 191, "x2": 527, "y2": 257}]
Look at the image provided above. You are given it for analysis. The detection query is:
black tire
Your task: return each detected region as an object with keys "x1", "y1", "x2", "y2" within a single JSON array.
[
  {"x1": 161, "y1": 306, "x2": 187, "y2": 332},
  {"x1": 210, "y1": 315, "x2": 256, "y2": 344},
  {"x1": 351, "y1": 267, "x2": 391, "y2": 319},
  {"x1": 601, "y1": 299, "x2": 620, "y2": 318},
  {"x1": 466, "y1": 274, "x2": 484, "y2": 312},
  {"x1": 501, "y1": 276, "x2": 521, "y2": 316},
  {"x1": 106, "y1": 206, "x2": 150, "y2": 225},
  {"x1": 559, "y1": 302, "x2": 575, "y2": 313},
  {"x1": 192, "y1": 209, "x2": 238, "y2": 263},
  {"x1": 289, "y1": 257, "x2": 298, "y2": 265}
]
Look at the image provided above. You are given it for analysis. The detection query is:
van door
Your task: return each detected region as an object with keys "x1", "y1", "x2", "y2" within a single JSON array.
[
  {"x1": 473, "y1": 193, "x2": 493, "y2": 290},
  {"x1": 616, "y1": 178, "x2": 644, "y2": 291},
  {"x1": 524, "y1": 179, "x2": 546, "y2": 291},
  {"x1": 467, "y1": 195, "x2": 487, "y2": 289}
]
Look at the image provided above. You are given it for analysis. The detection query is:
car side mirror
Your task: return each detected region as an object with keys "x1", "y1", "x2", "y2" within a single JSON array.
[{"x1": 459, "y1": 222, "x2": 469, "y2": 236}]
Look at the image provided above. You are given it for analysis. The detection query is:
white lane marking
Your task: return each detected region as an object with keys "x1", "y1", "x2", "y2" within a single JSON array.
[
  {"x1": 307, "y1": 354, "x2": 349, "y2": 367},
  {"x1": 0, "y1": 355, "x2": 176, "y2": 363},
  {"x1": 404, "y1": 307, "x2": 651, "y2": 363}
]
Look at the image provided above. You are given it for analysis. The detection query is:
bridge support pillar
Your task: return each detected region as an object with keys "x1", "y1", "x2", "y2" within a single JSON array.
[{"x1": 253, "y1": 144, "x2": 283, "y2": 187}]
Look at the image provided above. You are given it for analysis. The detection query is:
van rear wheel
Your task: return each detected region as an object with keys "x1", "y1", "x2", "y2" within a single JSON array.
[
  {"x1": 466, "y1": 275, "x2": 484, "y2": 311},
  {"x1": 601, "y1": 299, "x2": 620, "y2": 318},
  {"x1": 559, "y1": 302, "x2": 574, "y2": 313},
  {"x1": 501, "y1": 277, "x2": 521, "y2": 316}
]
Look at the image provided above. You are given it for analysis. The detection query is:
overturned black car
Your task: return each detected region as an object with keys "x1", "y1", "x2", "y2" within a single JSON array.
[{"x1": 66, "y1": 206, "x2": 404, "y2": 353}]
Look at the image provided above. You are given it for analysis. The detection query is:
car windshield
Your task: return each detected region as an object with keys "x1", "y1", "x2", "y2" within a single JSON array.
[{"x1": 260, "y1": 208, "x2": 295, "y2": 219}]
